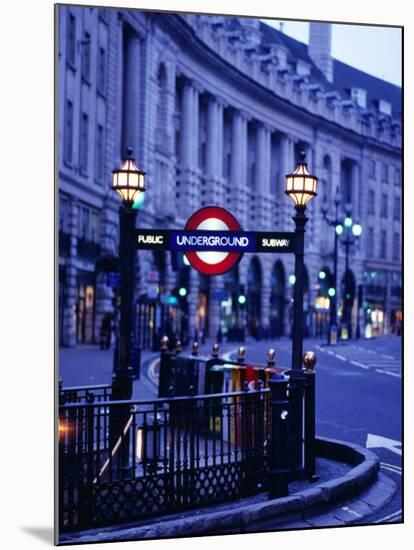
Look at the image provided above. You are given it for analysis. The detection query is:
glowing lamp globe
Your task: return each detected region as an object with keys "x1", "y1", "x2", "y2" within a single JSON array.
[
  {"x1": 112, "y1": 147, "x2": 146, "y2": 204},
  {"x1": 285, "y1": 151, "x2": 318, "y2": 207}
]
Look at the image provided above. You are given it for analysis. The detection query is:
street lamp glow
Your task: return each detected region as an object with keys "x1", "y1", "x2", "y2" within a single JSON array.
[
  {"x1": 289, "y1": 274, "x2": 296, "y2": 285},
  {"x1": 352, "y1": 223, "x2": 362, "y2": 237},
  {"x1": 238, "y1": 294, "x2": 247, "y2": 305},
  {"x1": 328, "y1": 287, "x2": 336, "y2": 297},
  {"x1": 285, "y1": 151, "x2": 318, "y2": 206},
  {"x1": 335, "y1": 224, "x2": 343, "y2": 236},
  {"x1": 318, "y1": 271, "x2": 326, "y2": 280},
  {"x1": 133, "y1": 192, "x2": 145, "y2": 210},
  {"x1": 112, "y1": 147, "x2": 146, "y2": 204},
  {"x1": 344, "y1": 216, "x2": 353, "y2": 228}
]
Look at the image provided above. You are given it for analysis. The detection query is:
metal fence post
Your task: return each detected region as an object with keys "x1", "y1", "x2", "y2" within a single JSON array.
[
  {"x1": 268, "y1": 373, "x2": 289, "y2": 499},
  {"x1": 303, "y1": 351, "x2": 319, "y2": 481}
]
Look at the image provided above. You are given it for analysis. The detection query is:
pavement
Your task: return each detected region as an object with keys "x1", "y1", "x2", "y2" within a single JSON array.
[{"x1": 59, "y1": 333, "x2": 403, "y2": 537}]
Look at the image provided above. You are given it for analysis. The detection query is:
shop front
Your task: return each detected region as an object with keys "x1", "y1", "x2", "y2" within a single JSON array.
[{"x1": 76, "y1": 270, "x2": 96, "y2": 344}]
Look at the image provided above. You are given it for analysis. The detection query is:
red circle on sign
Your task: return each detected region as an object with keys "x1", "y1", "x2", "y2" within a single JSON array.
[{"x1": 184, "y1": 206, "x2": 242, "y2": 275}]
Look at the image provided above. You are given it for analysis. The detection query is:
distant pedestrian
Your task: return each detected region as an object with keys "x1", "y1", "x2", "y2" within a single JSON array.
[{"x1": 100, "y1": 313, "x2": 112, "y2": 350}]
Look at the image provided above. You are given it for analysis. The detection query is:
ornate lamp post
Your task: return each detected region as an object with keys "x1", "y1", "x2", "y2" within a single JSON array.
[
  {"x1": 285, "y1": 151, "x2": 318, "y2": 372},
  {"x1": 321, "y1": 188, "x2": 342, "y2": 344},
  {"x1": 340, "y1": 204, "x2": 362, "y2": 339},
  {"x1": 283, "y1": 150, "x2": 317, "y2": 475},
  {"x1": 111, "y1": 147, "x2": 146, "y2": 399}
]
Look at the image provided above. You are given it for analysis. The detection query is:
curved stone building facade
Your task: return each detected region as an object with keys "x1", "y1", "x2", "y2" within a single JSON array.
[{"x1": 58, "y1": 6, "x2": 402, "y2": 347}]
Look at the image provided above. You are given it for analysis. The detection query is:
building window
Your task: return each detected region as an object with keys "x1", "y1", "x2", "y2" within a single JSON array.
[
  {"x1": 382, "y1": 163, "x2": 389, "y2": 183},
  {"x1": 368, "y1": 190, "x2": 375, "y2": 215},
  {"x1": 393, "y1": 233, "x2": 400, "y2": 261},
  {"x1": 379, "y1": 99, "x2": 392, "y2": 116},
  {"x1": 380, "y1": 193, "x2": 388, "y2": 218},
  {"x1": 79, "y1": 206, "x2": 90, "y2": 240},
  {"x1": 81, "y1": 31, "x2": 91, "y2": 81},
  {"x1": 64, "y1": 100, "x2": 74, "y2": 164},
  {"x1": 67, "y1": 13, "x2": 76, "y2": 67},
  {"x1": 78, "y1": 205, "x2": 100, "y2": 242},
  {"x1": 380, "y1": 230, "x2": 387, "y2": 259},
  {"x1": 395, "y1": 168, "x2": 401, "y2": 186},
  {"x1": 97, "y1": 47, "x2": 106, "y2": 95},
  {"x1": 351, "y1": 87, "x2": 367, "y2": 109},
  {"x1": 90, "y1": 211, "x2": 100, "y2": 243},
  {"x1": 79, "y1": 113, "x2": 89, "y2": 174},
  {"x1": 95, "y1": 124, "x2": 104, "y2": 183},
  {"x1": 393, "y1": 196, "x2": 401, "y2": 221},
  {"x1": 368, "y1": 160, "x2": 376, "y2": 179},
  {"x1": 367, "y1": 227, "x2": 374, "y2": 257},
  {"x1": 59, "y1": 195, "x2": 69, "y2": 233}
]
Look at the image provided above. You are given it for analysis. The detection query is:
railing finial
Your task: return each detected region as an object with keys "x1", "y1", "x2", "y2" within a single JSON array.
[
  {"x1": 160, "y1": 335, "x2": 169, "y2": 351},
  {"x1": 303, "y1": 351, "x2": 317, "y2": 371}
]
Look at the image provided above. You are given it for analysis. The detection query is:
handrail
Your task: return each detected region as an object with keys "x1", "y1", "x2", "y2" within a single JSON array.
[
  {"x1": 92, "y1": 405, "x2": 137, "y2": 484},
  {"x1": 59, "y1": 388, "x2": 270, "y2": 409},
  {"x1": 60, "y1": 383, "x2": 112, "y2": 392}
]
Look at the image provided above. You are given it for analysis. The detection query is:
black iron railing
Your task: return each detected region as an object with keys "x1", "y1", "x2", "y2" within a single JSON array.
[
  {"x1": 58, "y1": 348, "x2": 317, "y2": 532},
  {"x1": 59, "y1": 384, "x2": 112, "y2": 405},
  {"x1": 59, "y1": 389, "x2": 271, "y2": 530}
]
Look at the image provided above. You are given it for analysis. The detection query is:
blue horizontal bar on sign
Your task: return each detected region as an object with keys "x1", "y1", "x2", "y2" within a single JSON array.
[
  {"x1": 170, "y1": 230, "x2": 256, "y2": 252},
  {"x1": 135, "y1": 229, "x2": 296, "y2": 253}
]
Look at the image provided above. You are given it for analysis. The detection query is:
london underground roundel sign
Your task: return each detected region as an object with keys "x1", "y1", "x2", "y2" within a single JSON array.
[{"x1": 184, "y1": 206, "x2": 242, "y2": 275}]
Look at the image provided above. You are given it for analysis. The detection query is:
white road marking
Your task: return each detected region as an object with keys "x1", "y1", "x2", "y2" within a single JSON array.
[
  {"x1": 341, "y1": 505, "x2": 362, "y2": 518},
  {"x1": 381, "y1": 462, "x2": 402, "y2": 472},
  {"x1": 334, "y1": 354, "x2": 347, "y2": 361},
  {"x1": 380, "y1": 354, "x2": 395, "y2": 359},
  {"x1": 375, "y1": 369, "x2": 401, "y2": 378},
  {"x1": 374, "y1": 510, "x2": 402, "y2": 524},
  {"x1": 350, "y1": 360, "x2": 369, "y2": 369},
  {"x1": 147, "y1": 357, "x2": 160, "y2": 386},
  {"x1": 366, "y1": 434, "x2": 402, "y2": 456}
]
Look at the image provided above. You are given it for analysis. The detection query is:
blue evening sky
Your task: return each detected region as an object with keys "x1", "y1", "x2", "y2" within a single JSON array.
[{"x1": 265, "y1": 20, "x2": 402, "y2": 86}]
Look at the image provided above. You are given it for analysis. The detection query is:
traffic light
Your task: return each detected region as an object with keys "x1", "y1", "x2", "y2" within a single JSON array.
[
  {"x1": 238, "y1": 294, "x2": 246, "y2": 305},
  {"x1": 178, "y1": 287, "x2": 187, "y2": 298}
]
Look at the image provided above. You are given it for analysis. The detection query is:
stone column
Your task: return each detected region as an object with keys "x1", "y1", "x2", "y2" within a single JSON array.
[
  {"x1": 188, "y1": 269, "x2": 199, "y2": 342},
  {"x1": 179, "y1": 79, "x2": 199, "y2": 217},
  {"x1": 180, "y1": 80, "x2": 193, "y2": 168},
  {"x1": 62, "y1": 198, "x2": 79, "y2": 347},
  {"x1": 205, "y1": 95, "x2": 224, "y2": 205},
  {"x1": 352, "y1": 161, "x2": 361, "y2": 219},
  {"x1": 255, "y1": 124, "x2": 272, "y2": 229},
  {"x1": 231, "y1": 109, "x2": 248, "y2": 227},
  {"x1": 260, "y1": 259, "x2": 272, "y2": 334},
  {"x1": 207, "y1": 97, "x2": 219, "y2": 177},
  {"x1": 280, "y1": 134, "x2": 295, "y2": 229},
  {"x1": 122, "y1": 34, "x2": 141, "y2": 155}
]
